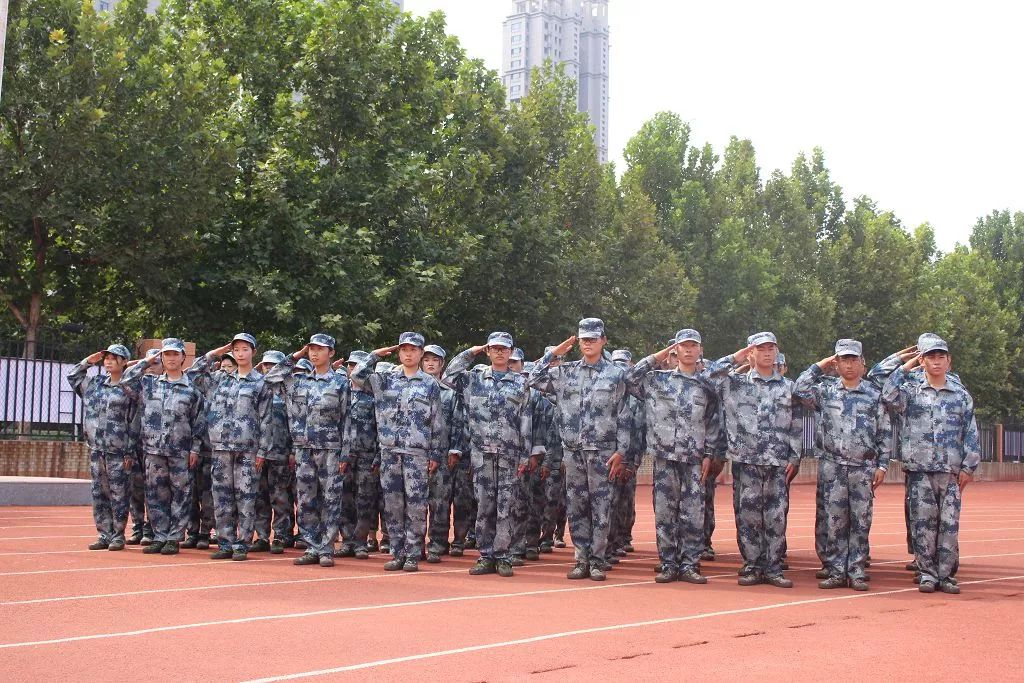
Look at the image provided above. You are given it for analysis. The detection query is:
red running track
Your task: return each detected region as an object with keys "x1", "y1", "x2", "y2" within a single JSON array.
[{"x1": 0, "y1": 482, "x2": 1022, "y2": 682}]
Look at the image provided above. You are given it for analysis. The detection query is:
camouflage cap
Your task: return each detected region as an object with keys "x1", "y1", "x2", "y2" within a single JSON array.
[
  {"x1": 232, "y1": 332, "x2": 257, "y2": 349},
  {"x1": 104, "y1": 344, "x2": 131, "y2": 360},
  {"x1": 917, "y1": 333, "x2": 949, "y2": 355},
  {"x1": 161, "y1": 338, "x2": 186, "y2": 354},
  {"x1": 423, "y1": 344, "x2": 447, "y2": 360},
  {"x1": 577, "y1": 317, "x2": 605, "y2": 340},
  {"x1": 747, "y1": 331, "x2": 778, "y2": 347},
  {"x1": 510, "y1": 347, "x2": 525, "y2": 361},
  {"x1": 610, "y1": 349, "x2": 632, "y2": 363},
  {"x1": 398, "y1": 332, "x2": 425, "y2": 348},
  {"x1": 776, "y1": 353, "x2": 787, "y2": 366},
  {"x1": 294, "y1": 358, "x2": 314, "y2": 373},
  {"x1": 672, "y1": 329, "x2": 702, "y2": 345},
  {"x1": 377, "y1": 361, "x2": 397, "y2": 373},
  {"x1": 487, "y1": 331, "x2": 514, "y2": 348},
  {"x1": 347, "y1": 350, "x2": 370, "y2": 364},
  {"x1": 260, "y1": 350, "x2": 287, "y2": 366},
  {"x1": 145, "y1": 348, "x2": 162, "y2": 360},
  {"x1": 308, "y1": 333, "x2": 335, "y2": 350},
  {"x1": 835, "y1": 338, "x2": 863, "y2": 357}
]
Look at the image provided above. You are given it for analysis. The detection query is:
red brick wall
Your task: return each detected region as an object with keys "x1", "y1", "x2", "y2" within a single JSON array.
[{"x1": 0, "y1": 441, "x2": 91, "y2": 478}]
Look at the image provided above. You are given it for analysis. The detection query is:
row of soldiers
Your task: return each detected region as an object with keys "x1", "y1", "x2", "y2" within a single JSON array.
[{"x1": 68, "y1": 318, "x2": 979, "y2": 591}]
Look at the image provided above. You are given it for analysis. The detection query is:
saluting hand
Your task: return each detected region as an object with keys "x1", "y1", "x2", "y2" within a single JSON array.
[
  {"x1": 86, "y1": 351, "x2": 105, "y2": 365},
  {"x1": 292, "y1": 345, "x2": 310, "y2": 361},
  {"x1": 372, "y1": 344, "x2": 399, "y2": 358},
  {"x1": 551, "y1": 336, "x2": 576, "y2": 357}
]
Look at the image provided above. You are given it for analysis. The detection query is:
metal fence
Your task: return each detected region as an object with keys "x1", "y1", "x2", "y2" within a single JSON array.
[
  {"x1": 0, "y1": 355, "x2": 91, "y2": 440},
  {"x1": 1004, "y1": 424, "x2": 1024, "y2": 463}
]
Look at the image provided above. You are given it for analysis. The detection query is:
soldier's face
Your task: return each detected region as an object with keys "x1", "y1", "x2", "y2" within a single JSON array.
[
  {"x1": 346, "y1": 362, "x2": 357, "y2": 377},
  {"x1": 579, "y1": 336, "x2": 605, "y2": 360},
  {"x1": 751, "y1": 343, "x2": 778, "y2": 371},
  {"x1": 102, "y1": 354, "x2": 126, "y2": 374},
  {"x1": 145, "y1": 355, "x2": 162, "y2": 375},
  {"x1": 923, "y1": 351, "x2": 950, "y2": 378},
  {"x1": 836, "y1": 355, "x2": 864, "y2": 380},
  {"x1": 486, "y1": 345, "x2": 511, "y2": 369},
  {"x1": 231, "y1": 341, "x2": 254, "y2": 365},
  {"x1": 421, "y1": 353, "x2": 444, "y2": 377},
  {"x1": 399, "y1": 344, "x2": 423, "y2": 369},
  {"x1": 676, "y1": 341, "x2": 701, "y2": 367},
  {"x1": 308, "y1": 344, "x2": 334, "y2": 368},
  {"x1": 508, "y1": 359, "x2": 524, "y2": 373},
  {"x1": 162, "y1": 351, "x2": 184, "y2": 372}
]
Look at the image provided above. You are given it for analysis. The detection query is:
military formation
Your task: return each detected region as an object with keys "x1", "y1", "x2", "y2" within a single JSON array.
[{"x1": 69, "y1": 320, "x2": 980, "y2": 593}]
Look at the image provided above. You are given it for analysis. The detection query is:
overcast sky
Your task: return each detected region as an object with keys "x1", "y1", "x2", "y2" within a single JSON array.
[{"x1": 403, "y1": 0, "x2": 1021, "y2": 249}]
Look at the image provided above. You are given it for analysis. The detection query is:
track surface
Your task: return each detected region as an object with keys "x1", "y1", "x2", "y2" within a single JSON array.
[{"x1": 1, "y1": 482, "x2": 1022, "y2": 682}]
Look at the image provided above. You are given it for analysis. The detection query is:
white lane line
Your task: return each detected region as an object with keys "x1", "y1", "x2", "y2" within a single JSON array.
[
  {"x1": 0, "y1": 579, "x2": 653, "y2": 649},
  {"x1": 0, "y1": 528, "x2": 95, "y2": 532},
  {"x1": 0, "y1": 556, "x2": 295, "y2": 577},
  {"x1": 0, "y1": 558, "x2": 586, "y2": 606},
  {"x1": 0, "y1": 535, "x2": 96, "y2": 541},
  {"x1": 241, "y1": 572, "x2": 1024, "y2": 682}
]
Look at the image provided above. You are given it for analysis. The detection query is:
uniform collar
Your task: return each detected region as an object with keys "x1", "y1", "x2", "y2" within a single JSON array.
[
  {"x1": 158, "y1": 373, "x2": 190, "y2": 386},
  {"x1": 483, "y1": 366, "x2": 516, "y2": 381}
]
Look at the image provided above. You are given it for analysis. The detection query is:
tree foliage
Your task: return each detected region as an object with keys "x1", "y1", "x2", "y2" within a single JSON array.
[{"x1": 1, "y1": 0, "x2": 1020, "y2": 418}]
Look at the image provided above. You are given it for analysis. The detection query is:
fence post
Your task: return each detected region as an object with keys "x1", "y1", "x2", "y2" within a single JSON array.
[{"x1": 996, "y1": 423, "x2": 1004, "y2": 463}]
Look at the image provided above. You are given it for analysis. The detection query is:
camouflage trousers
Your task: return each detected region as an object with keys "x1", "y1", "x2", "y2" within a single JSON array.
[
  {"x1": 472, "y1": 451, "x2": 518, "y2": 561},
  {"x1": 187, "y1": 454, "x2": 215, "y2": 538},
  {"x1": 340, "y1": 452, "x2": 379, "y2": 551},
  {"x1": 541, "y1": 464, "x2": 567, "y2": 543},
  {"x1": 564, "y1": 449, "x2": 614, "y2": 565},
  {"x1": 904, "y1": 477, "x2": 913, "y2": 554},
  {"x1": 427, "y1": 462, "x2": 454, "y2": 552},
  {"x1": 609, "y1": 472, "x2": 638, "y2": 553},
  {"x1": 256, "y1": 458, "x2": 294, "y2": 543},
  {"x1": 814, "y1": 466, "x2": 826, "y2": 564},
  {"x1": 653, "y1": 458, "x2": 705, "y2": 572},
  {"x1": 450, "y1": 465, "x2": 476, "y2": 549},
  {"x1": 818, "y1": 460, "x2": 874, "y2": 580},
  {"x1": 703, "y1": 476, "x2": 717, "y2": 551},
  {"x1": 211, "y1": 450, "x2": 259, "y2": 552},
  {"x1": 89, "y1": 451, "x2": 130, "y2": 544},
  {"x1": 379, "y1": 449, "x2": 429, "y2": 562},
  {"x1": 128, "y1": 450, "x2": 149, "y2": 535},
  {"x1": 295, "y1": 448, "x2": 343, "y2": 558},
  {"x1": 732, "y1": 462, "x2": 789, "y2": 577},
  {"x1": 145, "y1": 452, "x2": 193, "y2": 543},
  {"x1": 907, "y1": 471, "x2": 962, "y2": 584},
  {"x1": 511, "y1": 465, "x2": 545, "y2": 556}
]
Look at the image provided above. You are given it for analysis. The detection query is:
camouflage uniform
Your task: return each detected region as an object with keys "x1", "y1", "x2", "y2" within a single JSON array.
[
  {"x1": 188, "y1": 335, "x2": 272, "y2": 554},
  {"x1": 528, "y1": 319, "x2": 634, "y2": 574},
  {"x1": 609, "y1": 391, "x2": 644, "y2": 557},
  {"x1": 540, "y1": 403, "x2": 567, "y2": 548},
  {"x1": 352, "y1": 334, "x2": 445, "y2": 566},
  {"x1": 256, "y1": 387, "x2": 295, "y2": 546},
  {"x1": 340, "y1": 351, "x2": 381, "y2": 554},
  {"x1": 444, "y1": 338, "x2": 534, "y2": 563},
  {"x1": 881, "y1": 334, "x2": 980, "y2": 587},
  {"x1": 627, "y1": 336, "x2": 721, "y2": 575},
  {"x1": 187, "y1": 433, "x2": 216, "y2": 543},
  {"x1": 794, "y1": 339, "x2": 893, "y2": 582},
  {"x1": 868, "y1": 351, "x2": 913, "y2": 555},
  {"x1": 449, "y1": 396, "x2": 476, "y2": 553},
  {"x1": 707, "y1": 332, "x2": 802, "y2": 581},
  {"x1": 121, "y1": 342, "x2": 206, "y2": 543},
  {"x1": 67, "y1": 345, "x2": 136, "y2": 545},
  {"x1": 263, "y1": 338, "x2": 352, "y2": 560},
  {"x1": 509, "y1": 386, "x2": 549, "y2": 560}
]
